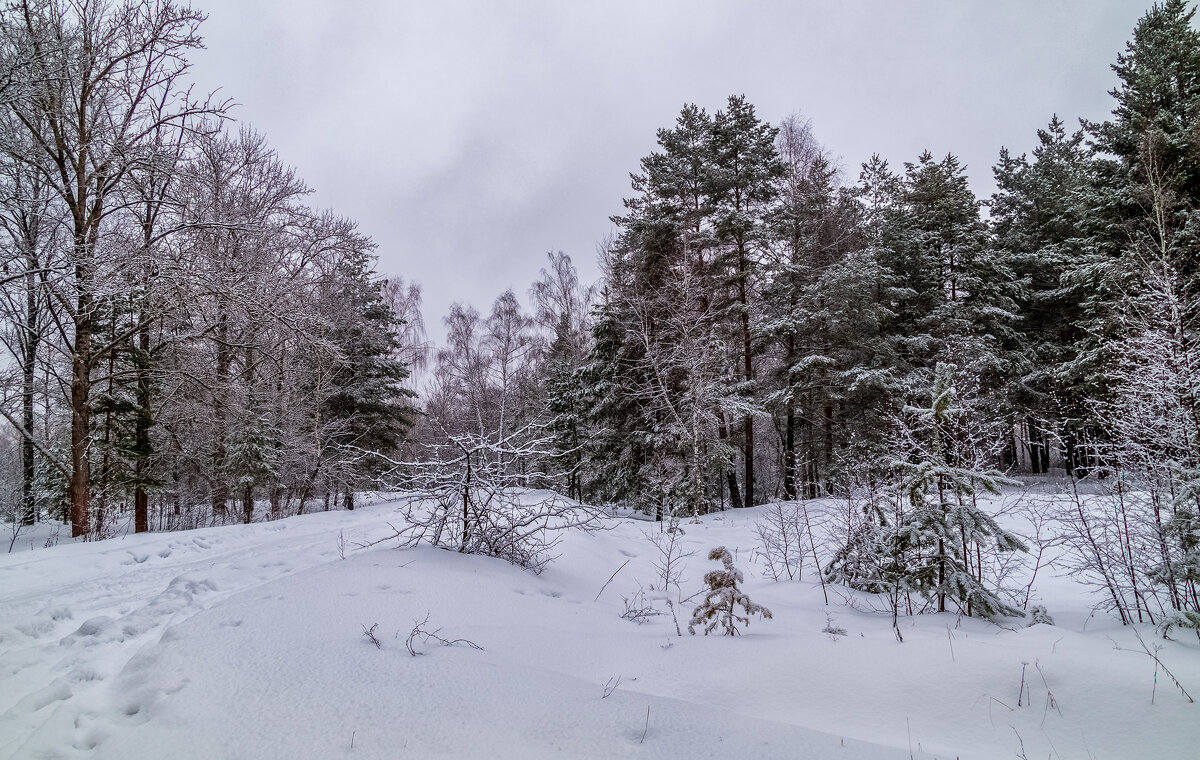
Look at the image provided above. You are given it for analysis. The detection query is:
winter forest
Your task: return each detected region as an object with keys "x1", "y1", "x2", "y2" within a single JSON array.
[{"x1": 3, "y1": 1, "x2": 1200, "y2": 758}]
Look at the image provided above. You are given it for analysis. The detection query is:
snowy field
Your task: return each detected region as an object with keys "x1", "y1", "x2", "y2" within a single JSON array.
[{"x1": 2, "y1": 494, "x2": 1198, "y2": 759}]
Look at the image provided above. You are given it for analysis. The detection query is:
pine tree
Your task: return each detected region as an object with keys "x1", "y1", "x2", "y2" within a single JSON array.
[
  {"x1": 892, "y1": 363, "x2": 1026, "y2": 617},
  {"x1": 1069, "y1": 0, "x2": 1200, "y2": 449},
  {"x1": 688, "y1": 546, "x2": 773, "y2": 635},
  {"x1": 989, "y1": 116, "x2": 1092, "y2": 472},
  {"x1": 589, "y1": 102, "x2": 732, "y2": 517},
  {"x1": 877, "y1": 151, "x2": 1022, "y2": 462},
  {"x1": 709, "y1": 95, "x2": 786, "y2": 508},
  {"x1": 226, "y1": 395, "x2": 281, "y2": 524},
  {"x1": 761, "y1": 119, "x2": 866, "y2": 497}
]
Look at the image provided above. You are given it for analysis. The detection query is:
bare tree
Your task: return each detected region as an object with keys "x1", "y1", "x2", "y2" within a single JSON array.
[
  {"x1": 384, "y1": 418, "x2": 604, "y2": 573},
  {"x1": 0, "y1": 0, "x2": 227, "y2": 536}
]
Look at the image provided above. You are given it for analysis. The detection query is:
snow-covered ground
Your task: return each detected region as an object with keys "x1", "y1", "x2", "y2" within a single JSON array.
[{"x1": 2, "y1": 495, "x2": 1198, "y2": 759}]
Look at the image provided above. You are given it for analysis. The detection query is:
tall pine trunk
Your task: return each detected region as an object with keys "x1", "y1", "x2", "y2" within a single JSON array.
[
  {"x1": 783, "y1": 408, "x2": 797, "y2": 500},
  {"x1": 717, "y1": 411, "x2": 743, "y2": 509},
  {"x1": 738, "y1": 243, "x2": 755, "y2": 507}
]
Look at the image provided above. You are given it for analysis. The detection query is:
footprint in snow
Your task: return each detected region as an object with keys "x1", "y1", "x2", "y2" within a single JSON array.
[
  {"x1": 70, "y1": 616, "x2": 113, "y2": 638},
  {"x1": 16, "y1": 618, "x2": 56, "y2": 638},
  {"x1": 19, "y1": 679, "x2": 73, "y2": 712}
]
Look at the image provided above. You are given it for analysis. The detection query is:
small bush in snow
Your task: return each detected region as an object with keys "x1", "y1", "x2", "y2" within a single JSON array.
[
  {"x1": 620, "y1": 587, "x2": 663, "y2": 624},
  {"x1": 822, "y1": 612, "x2": 848, "y2": 638},
  {"x1": 1159, "y1": 609, "x2": 1200, "y2": 640},
  {"x1": 382, "y1": 420, "x2": 607, "y2": 574},
  {"x1": 688, "y1": 547, "x2": 772, "y2": 636},
  {"x1": 1027, "y1": 604, "x2": 1054, "y2": 626},
  {"x1": 646, "y1": 518, "x2": 694, "y2": 592},
  {"x1": 754, "y1": 501, "x2": 805, "y2": 581}
]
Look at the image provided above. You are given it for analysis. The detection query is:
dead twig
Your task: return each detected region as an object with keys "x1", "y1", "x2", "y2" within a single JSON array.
[
  {"x1": 595, "y1": 559, "x2": 630, "y2": 602},
  {"x1": 362, "y1": 622, "x2": 381, "y2": 649},
  {"x1": 405, "y1": 613, "x2": 483, "y2": 657},
  {"x1": 602, "y1": 675, "x2": 621, "y2": 699},
  {"x1": 1111, "y1": 629, "x2": 1194, "y2": 703}
]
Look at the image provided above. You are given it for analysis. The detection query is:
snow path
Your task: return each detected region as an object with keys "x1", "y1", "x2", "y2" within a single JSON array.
[
  {"x1": 0, "y1": 510, "x2": 398, "y2": 758},
  {"x1": 2, "y1": 497, "x2": 1199, "y2": 759}
]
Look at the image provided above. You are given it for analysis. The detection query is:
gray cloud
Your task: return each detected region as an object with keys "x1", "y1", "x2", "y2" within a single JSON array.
[{"x1": 187, "y1": 0, "x2": 1151, "y2": 341}]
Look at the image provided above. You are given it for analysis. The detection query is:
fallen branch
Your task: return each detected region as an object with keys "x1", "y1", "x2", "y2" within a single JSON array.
[
  {"x1": 405, "y1": 613, "x2": 484, "y2": 657},
  {"x1": 1111, "y1": 629, "x2": 1194, "y2": 704}
]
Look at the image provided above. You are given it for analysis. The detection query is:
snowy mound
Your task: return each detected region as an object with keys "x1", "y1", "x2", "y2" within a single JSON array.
[{"x1": 2, "y1": 497, "x2": 1198, "y2": 759}]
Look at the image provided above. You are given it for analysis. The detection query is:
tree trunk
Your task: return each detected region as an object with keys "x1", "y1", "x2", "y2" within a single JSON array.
[
  {"x1": 717, "y1": 412, "x2": 742, "y2": 509},
  {"x1": 739, "y1": 247, "x2": 755, "y2": 507},
  {"x1": 242, "y1": 482, "x2": 253, "y2": 524},
  {"x1": 96, "y1": 333, "x2": 118, "y2": 536},
  {"x1": 134, "y1": 319, "x2": 152, "y2": 533},
  {"x1": 69, "y1": 276, "x2": 93, "y2": 538},
  {"x1": 783, "y1": 409, "x2": 797, "y2": 501},
  {"x1": 462, "y1": 452, "x2": 471, "y2": 548},
  {"x1": 20, "y1": 260, "x2": 38, "y2": 526},
  {"x1": 211, "y1": 306, "x2": 230, "y2": 520},
  {"x1": 823, "y1": 402, "x2": 835, "y2": 493}
]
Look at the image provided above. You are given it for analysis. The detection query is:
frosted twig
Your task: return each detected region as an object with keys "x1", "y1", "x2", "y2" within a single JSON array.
[{"x1": 595, "y1": 559, "x2": 630, "y2": 601}]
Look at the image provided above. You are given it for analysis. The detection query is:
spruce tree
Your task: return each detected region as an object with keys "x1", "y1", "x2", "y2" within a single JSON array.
[
  {"x1": 892, "y1": 363, "x2": 1026, "y2": 617},
  {"x1": 320, "y1": 245, "x2": 416, "y2": 500},
  {"x1": 1070, "y1": 0, "x2": 1200, "y2": 447}
]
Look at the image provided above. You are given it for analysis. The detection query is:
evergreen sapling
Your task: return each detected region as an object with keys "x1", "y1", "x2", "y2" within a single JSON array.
[{"x1": 689, "y1": 546, "x2": 773, "y2": 635}]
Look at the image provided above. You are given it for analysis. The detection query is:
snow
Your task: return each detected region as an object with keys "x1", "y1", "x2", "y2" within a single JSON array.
[{"x1": 2, "y1": 496, "x2": 1198, "y2": 759}]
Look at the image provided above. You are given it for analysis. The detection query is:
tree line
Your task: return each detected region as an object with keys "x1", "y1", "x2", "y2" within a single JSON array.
[
  {"x1": 420, "y1": 1, "x2": 1200, "y2": 622},
  {"x1": 0, "y1": 0, "x2": 416, "y2": 538},
  {"x1": 4, "y1": 0, "x2": 1200, "y2": 625}
]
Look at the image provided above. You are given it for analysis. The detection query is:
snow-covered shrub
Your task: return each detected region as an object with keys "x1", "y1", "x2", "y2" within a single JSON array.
[
  {"x1": 1027, "y1": 605, "x2": 1054, "y2": 626},
  {"x1": 688, "y1": 547, "x2": 772, "y2": 636},
  {"x1": 388, "y1": 421, "x2": 605, "y2": 573},
  {"x1": 1159, "y1": 609, "x2": 1200, "y2": 640},
  {"x1": 1056, "y1": 254, "x2": 1200, "y2": 628},
  {"x1": 824, "y1": 481, "x2": 901, "y2": 595},
  {"x1": 620, "y1": 587, "x2": 663, "y2": 624},
  {"x1": 754, "y1": 501, "x2": 805, "y2": 581},
  {"x1": 822, "y1": 612, "x2": 848, "y2": 638}
]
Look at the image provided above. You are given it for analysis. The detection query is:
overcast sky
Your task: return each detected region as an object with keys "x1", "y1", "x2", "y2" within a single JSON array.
[{"x1": 186, "y1": 1, "x2": 1152, "y2": 343}]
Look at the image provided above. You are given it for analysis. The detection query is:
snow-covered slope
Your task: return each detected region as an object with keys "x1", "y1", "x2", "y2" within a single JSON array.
[{"x1": 2, "y1": 498, "x2": 1197, "y2": 759}]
